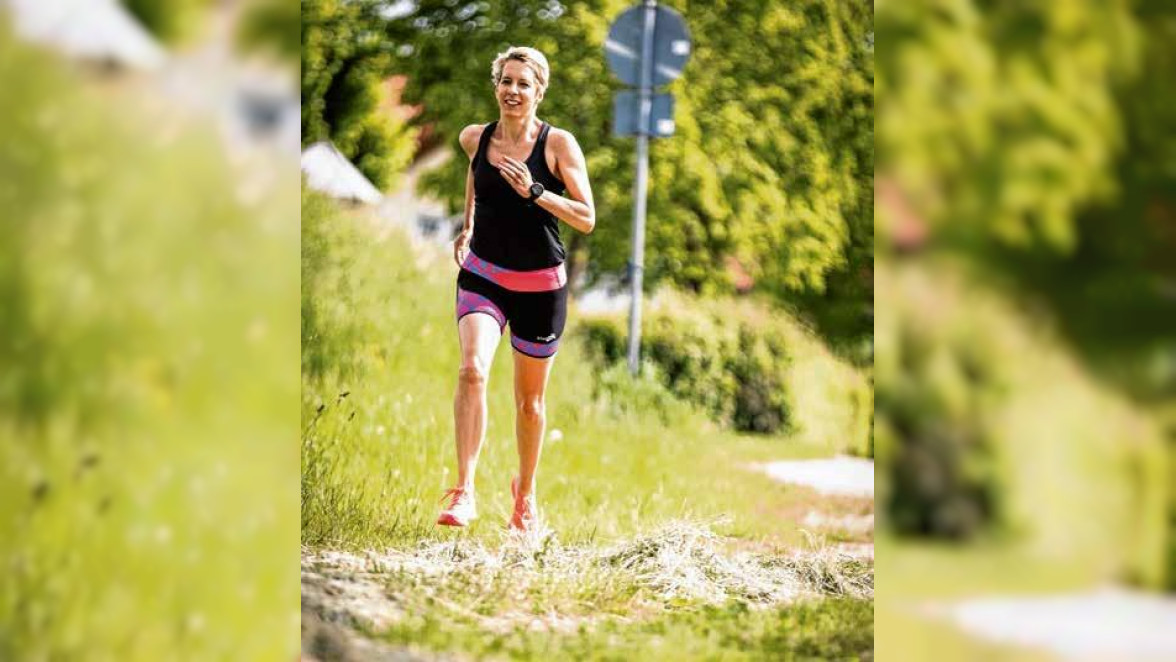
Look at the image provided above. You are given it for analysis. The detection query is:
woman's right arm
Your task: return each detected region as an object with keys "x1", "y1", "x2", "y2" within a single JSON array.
[{"x1": 454, "y1": 124, "x2": 483, "y2": 267}]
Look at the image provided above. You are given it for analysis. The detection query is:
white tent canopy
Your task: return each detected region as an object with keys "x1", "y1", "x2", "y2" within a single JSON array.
[
  {"x1": 301, "y1": 142, "x2": 384, "y2": 205},
  {"x1": 5, "y1": 0, "x2": 168, "y2": 71}
]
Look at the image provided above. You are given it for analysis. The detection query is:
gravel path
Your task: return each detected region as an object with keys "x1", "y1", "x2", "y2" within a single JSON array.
[
  {"x1": 759, "y1": 456, "x2": 874, "y2": 497},
  {"x1": 923, "y1": 587, "x2": 1176, "y2": 661}
]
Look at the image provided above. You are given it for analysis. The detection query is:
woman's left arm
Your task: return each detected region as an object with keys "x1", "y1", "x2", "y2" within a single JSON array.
[
  {"x1": 540, "y1": 131, "x2": 595, "y2": 234},
  {"x1": 499, "y1": 130, "x2": 595, "y2": 234}
]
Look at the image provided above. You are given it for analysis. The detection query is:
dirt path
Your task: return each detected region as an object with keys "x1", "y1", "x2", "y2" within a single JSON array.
[
  {"x1": 921, "y1": 587, "x2": 1176, "y2": 661},
  {"x1": 758, "y1": 456, "x2": 874, "y2": 498},
  {"x1": 754, "y1": 456, "x2": 875, "y2": 561}
]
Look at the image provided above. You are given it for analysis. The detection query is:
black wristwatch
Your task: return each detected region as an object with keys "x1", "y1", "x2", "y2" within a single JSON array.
[{"x1": 528, "y1": 182, "x2": 545, "y2": 202}]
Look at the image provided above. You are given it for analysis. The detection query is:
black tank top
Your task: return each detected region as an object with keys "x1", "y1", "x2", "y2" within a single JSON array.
[{"x1": 469, "y1": 120, "x2": 567, "y2": 270}]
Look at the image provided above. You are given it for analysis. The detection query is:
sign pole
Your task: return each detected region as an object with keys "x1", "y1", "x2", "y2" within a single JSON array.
[{"x1": 627, "y1": 0, "x2": 657, "y2": 376}]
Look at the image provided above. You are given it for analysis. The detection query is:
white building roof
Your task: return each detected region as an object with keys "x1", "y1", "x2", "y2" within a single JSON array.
[
  {"x1": 5, "y1": 0, "x2": 168, "y2": 71},
  {"x1": 300, "y1": 142, "x2": 383, "y2": 205}
]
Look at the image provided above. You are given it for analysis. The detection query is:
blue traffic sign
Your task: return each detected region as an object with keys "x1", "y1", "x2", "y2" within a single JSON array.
[
  {"x1": 605, "y1": 4, "x2": 691, "y2": 88},
  {"x1": 613, "y1": 91, "x2": 675, "y2": 137}
]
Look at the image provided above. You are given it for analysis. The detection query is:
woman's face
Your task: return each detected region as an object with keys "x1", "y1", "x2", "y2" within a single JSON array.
[{"x1": 496, "y1": 60, "x2": 543, "y2": 117}]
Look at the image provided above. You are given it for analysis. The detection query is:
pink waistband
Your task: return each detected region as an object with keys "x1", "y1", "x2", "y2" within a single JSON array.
[{"x1": 461, "y1": 251, "x2": 567, "y2": 292}]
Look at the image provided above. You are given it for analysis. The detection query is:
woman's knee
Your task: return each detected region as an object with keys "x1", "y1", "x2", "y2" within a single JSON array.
[
  {"x1": 516, "y1": 396, "x2": 545, "y2": 420},
  {"x1": 458, "y1": 358, "x2": 488, "y2": 389}
]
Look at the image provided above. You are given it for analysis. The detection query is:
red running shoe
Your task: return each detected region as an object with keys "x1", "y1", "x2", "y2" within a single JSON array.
[
  {"x1": 436, "y1": 486, "x2": 477, "y2": 527},
  {"x1": 509, "y1": 476, "x2": 538, "y2": 532}
]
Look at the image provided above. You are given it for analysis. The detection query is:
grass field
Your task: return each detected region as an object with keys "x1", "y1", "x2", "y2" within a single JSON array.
[
  {"x1": 301, "y1": 192, "x2": 875, "y2": 659},
  {"x1": 0, "y1": 34, "x2": 300, "y2": 660}
]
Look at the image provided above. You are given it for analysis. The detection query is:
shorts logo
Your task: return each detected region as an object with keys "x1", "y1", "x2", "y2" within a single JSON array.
[{"x1": 537, "y1": 334, "x2": 557, "y2": 342}]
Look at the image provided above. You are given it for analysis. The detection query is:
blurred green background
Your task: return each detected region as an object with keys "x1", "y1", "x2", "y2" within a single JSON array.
[
  {"x1": 875, "y1": 0, "x2": 1176, "y2": 658},
  {"x1": 0, "y1": 4, "x2": 300, "y2": 660}
]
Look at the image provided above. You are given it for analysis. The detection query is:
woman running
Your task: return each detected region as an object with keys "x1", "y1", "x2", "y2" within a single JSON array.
[{"x1": 437, "y1": 46, "x2": 596, "y2": 532}]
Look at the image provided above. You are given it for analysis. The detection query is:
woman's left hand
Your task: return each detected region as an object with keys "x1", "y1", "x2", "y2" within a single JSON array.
[{"x1": 496, "y1": 156, "x2": 534, "y2": 198}]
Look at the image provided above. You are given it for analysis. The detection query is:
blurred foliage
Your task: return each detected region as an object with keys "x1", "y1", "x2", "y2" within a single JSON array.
[
  {"x1": 301, "y1": 0, "x2": 417, "y2": 189},
  {"x1": 121, "y1": 0, "x2": 215, "y2": 44},
  {"x1": 986, "y1": 2, "x2": 1176, "y2": 394},
  {"x1": 875, "y1": 259, "x2": 1169, "y2": 588},
  {"x1": 239, "y1": 0, "x2": 302, "y2": 60},
  {"x1": 0, "y1": 26, "x2": 298, "y2": 658},
  {"x1": 577, "y1": 292, "x2": 872, "y2": 454},
  {"x1": 876, "y1": 0, "x2": 1176, "y2": 594},
  {"x1": 877, "y1": 0, "x2": 1176, "y2": 386},
  {"x1": 876, "y1": 0, "x2": 1138, "y2": 250},
  {"x1": 331, "y1": 0, "x2": 873, "y2": 352}
]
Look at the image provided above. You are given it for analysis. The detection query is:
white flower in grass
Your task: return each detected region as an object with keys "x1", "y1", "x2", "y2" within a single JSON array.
[{"x1": 548, "y1": 429, "x2": 563, "y2": 443}]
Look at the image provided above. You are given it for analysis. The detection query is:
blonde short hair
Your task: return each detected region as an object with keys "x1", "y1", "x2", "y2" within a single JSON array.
[{"x1": 491, "y1": 46, "x2": 550, "y2": 92}]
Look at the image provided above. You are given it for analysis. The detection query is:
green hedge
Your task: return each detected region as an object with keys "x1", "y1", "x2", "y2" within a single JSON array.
[
  {"x1": 876, "y1": 258, "x2": 1169, "y2": 588},
  {"x1": 576, "y1": 292, "x2": 872, "y2": 455}
]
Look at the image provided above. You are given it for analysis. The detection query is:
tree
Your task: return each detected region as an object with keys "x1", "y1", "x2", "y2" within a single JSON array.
[
  {"x1": 301, "y1": 0, "x2": 416, "y2": 189},
  {"x1": 875, "y1": 0, "x2": 1138, "y2": 251}
]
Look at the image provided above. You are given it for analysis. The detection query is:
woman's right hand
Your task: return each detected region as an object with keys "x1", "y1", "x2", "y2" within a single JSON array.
[{"x1": 453, "y1": 229, "x2": 472, "y2": 267}]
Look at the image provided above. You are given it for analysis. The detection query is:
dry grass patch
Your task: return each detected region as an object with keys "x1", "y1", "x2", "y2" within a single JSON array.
[{"x1": 302, "y1": 520, "x2": 873, "y2": 642}]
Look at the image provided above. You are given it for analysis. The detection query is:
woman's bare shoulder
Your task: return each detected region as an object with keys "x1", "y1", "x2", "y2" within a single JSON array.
[
  {"x1": 547, "y1": 127, "x2": 583, "y2": 156},
  {"x1": 459, "y1": 124, "x2": 488, "y2": 159}
]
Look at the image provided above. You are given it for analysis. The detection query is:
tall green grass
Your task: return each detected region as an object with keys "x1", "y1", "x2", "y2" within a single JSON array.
[{"x1": 0, "y1": 31, "x2": 299, "y2": 659}]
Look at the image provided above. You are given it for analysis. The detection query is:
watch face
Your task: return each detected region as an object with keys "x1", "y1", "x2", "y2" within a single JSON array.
[{"x1": 530, "y1": 183, "x2": 544, "y2": 197}]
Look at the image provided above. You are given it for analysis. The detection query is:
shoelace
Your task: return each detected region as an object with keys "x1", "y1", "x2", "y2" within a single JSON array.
[{"x1": 439, "y1": 487, "x2": 469, "y2": 509}]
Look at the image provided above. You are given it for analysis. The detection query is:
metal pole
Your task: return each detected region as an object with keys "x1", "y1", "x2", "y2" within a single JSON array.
[{"x1": 627, "y1": 0, "x2": 657, "y2": 376}]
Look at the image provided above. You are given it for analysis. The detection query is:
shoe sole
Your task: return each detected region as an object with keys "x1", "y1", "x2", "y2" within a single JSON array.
[{"x1": 437, "y1": 513, "x2": 476, "y2": 527}]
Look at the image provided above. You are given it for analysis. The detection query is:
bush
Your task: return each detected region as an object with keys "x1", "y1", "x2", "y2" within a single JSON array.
[
  {"x1": 576, "y1": 292, "x2": 872, "y2": 454},
  {"x1": 588, "y1": 361, "x2": 697, "y2": 428},
  {"x1": 578, "y1": 307, "x2": 785, "y2": 435},
  {"x1": 876, "y1": 258, "x2": 1169, "y2": 588}
]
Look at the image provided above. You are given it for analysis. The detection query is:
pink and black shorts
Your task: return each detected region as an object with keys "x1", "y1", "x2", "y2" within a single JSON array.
[{"x1": 455, "y1": 251, "x2": 568, "y2": 359}]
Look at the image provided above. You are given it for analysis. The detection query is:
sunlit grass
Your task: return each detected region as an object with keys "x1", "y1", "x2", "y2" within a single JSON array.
[{"x1": 0, "y1": 31, "x2": 298, "y2": 660}]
